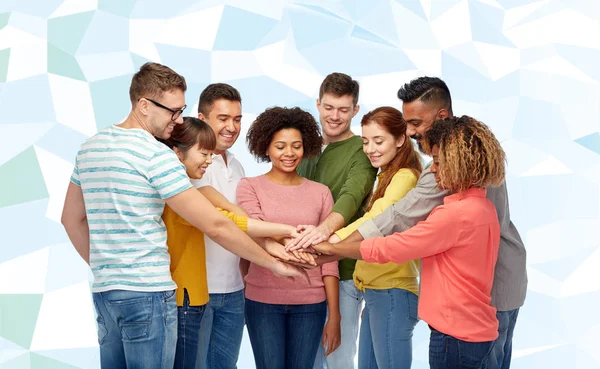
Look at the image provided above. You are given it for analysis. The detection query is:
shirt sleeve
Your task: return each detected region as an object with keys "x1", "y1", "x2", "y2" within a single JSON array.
[
  {"x1": 147, "y1": 149, "x2": 193, "y2": 200},
  {"x1": 357, "y1": 164, "x2": 446, "y2": 239},
  {"x1": 331, "y1": 150, "x2": 377, "y2": 224},
  {"x1": 320, "y1": 188, "x2": 335, "y2": 224},
  {"x1": 360, "y1": 204, "x2": 460, "y2": 264},
  {"x1": 70, "y1": 160, "x2": 81, "y2": 186},
  {"x1": 320, "y1": 187, "x2": 339, "y2": 277},
  {"x1": 336, "y1": 169, "x2": 417, "y2": 240},
  {"x1": 218, "y1": 208, "x2": 248, "y2": 232},
  {"x1": 236, "y1": 178, "x2": 266, "y2": 221}
]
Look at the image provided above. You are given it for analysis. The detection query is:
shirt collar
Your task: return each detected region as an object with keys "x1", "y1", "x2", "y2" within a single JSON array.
[
  {"x1": 213, "y1": 150, "x2": 235, "y2": 163},
  {"x1": 444, "y1": 187, "x2": 487, "y2": 204}
]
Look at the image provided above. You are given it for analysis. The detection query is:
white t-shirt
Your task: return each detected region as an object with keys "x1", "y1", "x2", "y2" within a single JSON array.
[
  {"x1": 71, "y1": 125, "x2": 192, "y2": 293},
  {"x1": 191, "y1": 151, "x2": 246, "y2": 293}
]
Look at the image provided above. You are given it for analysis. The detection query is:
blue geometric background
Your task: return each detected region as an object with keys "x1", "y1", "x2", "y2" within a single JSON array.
[{"x1": 0, "y1": 1, "x2": 599, "y2": 368}]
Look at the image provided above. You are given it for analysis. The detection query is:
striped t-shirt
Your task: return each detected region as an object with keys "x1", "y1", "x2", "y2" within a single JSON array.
[{"x1": 70, "y1": 125, "x2": 192, "y2": 293}]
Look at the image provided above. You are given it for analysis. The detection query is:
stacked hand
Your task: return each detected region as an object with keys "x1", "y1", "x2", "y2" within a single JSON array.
[
  {"x1": 285, "y1": 225, "x2": 330, "y2": 251},
  {"x1": 265, "y1": 240, "x2": 318, "y2": 269}
]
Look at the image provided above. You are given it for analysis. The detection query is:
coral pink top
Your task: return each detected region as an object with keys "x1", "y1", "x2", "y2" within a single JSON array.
[
  {"x1": 237, "y1": 175, "x2": 339, "y2": 305},
  {"x1": 361, "y1": 188, "x2": 500, "y2": 342}
]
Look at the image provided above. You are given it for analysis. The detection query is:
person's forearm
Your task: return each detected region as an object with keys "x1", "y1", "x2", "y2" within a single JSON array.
[
  {"x1": 240, "y1": 259, "x2": 250, "y2": 279},
  {"x1": 323, "y1": 275, "x2": 340, "y2": 319},
  {"x1": 332, "y1": 241, "x2": 363, "y2": 260},
  {"x1": 63, "y1": 219, "x2": 90, "y2": 265},
  {"x1": 207, "y1": 222, "x2": 278, "y2": 269},
  {"x1": 340, "y1": 230, "x2": 364, "y2": 243},
  {"x1": 246, "y1": 219, "x2": 294, "y2": 239},
  {"x1": 314, "y1": 254, "x2": 341, "y2": 265},
  {"x1": 319, "y1": 212, "x2": 345, "y2": 235}
]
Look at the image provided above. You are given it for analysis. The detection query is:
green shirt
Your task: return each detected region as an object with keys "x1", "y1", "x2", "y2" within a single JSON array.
[{"x1": 297, "y1": 135, "x2": 377, "y2": 280}]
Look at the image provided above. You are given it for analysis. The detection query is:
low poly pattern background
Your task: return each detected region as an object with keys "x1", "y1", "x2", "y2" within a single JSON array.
[{"x1": 0, "y1": 0, "x2": 599, "y2": 368}]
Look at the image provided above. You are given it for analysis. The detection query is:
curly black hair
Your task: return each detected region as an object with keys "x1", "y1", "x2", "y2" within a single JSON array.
[{"x1": 246, "y1": 107, "x2": 323, "y2": 163}]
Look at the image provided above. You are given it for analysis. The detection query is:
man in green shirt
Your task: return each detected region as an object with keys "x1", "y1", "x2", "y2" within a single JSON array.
[{"x1": 296, "y1": 72, "x2": 377, "y2": 369}]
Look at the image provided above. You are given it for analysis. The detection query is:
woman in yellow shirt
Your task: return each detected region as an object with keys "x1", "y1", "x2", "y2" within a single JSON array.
[
  {"x1": 161, "y1": 117, "x2": 310, "y2": 369},
  {"x1": 329, "y1": 107, "x2": 422, "y2": 369}
]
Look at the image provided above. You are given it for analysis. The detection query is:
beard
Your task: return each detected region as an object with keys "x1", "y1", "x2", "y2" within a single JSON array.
[{"x1": 411, "y1": 134, "x2": 425, "y2": 153}]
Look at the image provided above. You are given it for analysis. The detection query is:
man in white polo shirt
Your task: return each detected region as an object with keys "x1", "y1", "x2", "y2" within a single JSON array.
[{"x1": 193, "y1": 83, "x2": 247, "y2": 369}]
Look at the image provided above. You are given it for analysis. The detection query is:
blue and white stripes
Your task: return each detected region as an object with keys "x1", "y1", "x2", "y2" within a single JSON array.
[{"x1": 71, "y1": 125, "x2": 192, "y2": 292}]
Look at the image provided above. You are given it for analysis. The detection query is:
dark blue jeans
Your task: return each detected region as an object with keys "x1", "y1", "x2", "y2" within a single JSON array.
[
  {"x1": 174, "y1": 289, "x2": 206, "y2": 369},
  {"x1": 488, "y1": 308, "x2": 520, "y2": 369},
  {"x1": 92, "y1": 289, "x2": 177, "y2": 369},
  {"x1": 245, "y1": 298, "x2": 327, "y2": 369},
  {"x1": 429, "y1": 327, "x2": 494, "y2": 369}
]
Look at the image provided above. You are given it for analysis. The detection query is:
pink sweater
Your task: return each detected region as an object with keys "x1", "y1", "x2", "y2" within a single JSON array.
[{"x1": 237, "y1": 175, "x2": 339, "y2": 305}]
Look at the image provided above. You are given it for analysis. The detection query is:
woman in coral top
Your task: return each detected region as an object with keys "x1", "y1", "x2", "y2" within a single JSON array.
[
  {"x1": 313, "y1": 115, "x2": 506, "y2": 369},
  {"x1": 236, "y1": 107, "x2": 341, "y2": 369},
  {"x1": 161, "y1": 117, "x2": 310, "y2": 369}
]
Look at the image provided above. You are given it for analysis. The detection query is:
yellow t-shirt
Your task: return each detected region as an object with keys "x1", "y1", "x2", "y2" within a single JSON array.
[
  {"x1": 335, "y1": 168, "x2": 420, "y2": 295},
  {"x1": 163, "y1": 204, "x2": 248, "y2": 306}
]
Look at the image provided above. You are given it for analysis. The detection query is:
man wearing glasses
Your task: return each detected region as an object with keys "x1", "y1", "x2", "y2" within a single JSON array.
[{"x1": 61, "y1": 63, "x2": 307, "y2": 369}]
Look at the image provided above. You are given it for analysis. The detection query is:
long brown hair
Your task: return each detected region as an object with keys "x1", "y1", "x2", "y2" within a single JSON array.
[{"x1": 363, "y1": 107, "x2": 422, "y2": 210}]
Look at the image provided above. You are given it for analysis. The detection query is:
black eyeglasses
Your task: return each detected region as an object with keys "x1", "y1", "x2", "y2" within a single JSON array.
[{"x1": 142, "y1": 98, "x2": 186, "y2": 121}]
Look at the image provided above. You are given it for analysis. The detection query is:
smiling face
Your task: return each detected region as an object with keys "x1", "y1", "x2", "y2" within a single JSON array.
[
  {"x1": 198, "y1": 98, "x2": 242, "y2": 153},
  {"x1": 267, "y1": 128, "x2": 304, "y2": 174},
  {"x1": 317, "y1": 93, "x2": 359, "y2": 143},
  {"x1": 143, "y1": 89, "x2": 186, "y2": 139},
  {"x1": 361, "y1": 121, "x2": 405, "y2": 169},
  {"x1": 175, "y1": 145, "x2": 213, "y2": 179},
  {"x1": 403, "y1": 99, "x2": 449, "y2": 152}
]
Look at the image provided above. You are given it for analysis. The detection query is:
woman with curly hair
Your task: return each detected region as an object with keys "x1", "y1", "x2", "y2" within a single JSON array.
[
  {"x1": 313, "y1": 115, "x2": 506, "y2": 369},
  {"x1": 236, "y1": 107, "x2": 341, "y2": 369}
]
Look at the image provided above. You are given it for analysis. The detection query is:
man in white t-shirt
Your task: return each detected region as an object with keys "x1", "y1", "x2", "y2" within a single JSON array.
[{"x1": 192, "y1": 84, "x2": 248, "y2": 369}]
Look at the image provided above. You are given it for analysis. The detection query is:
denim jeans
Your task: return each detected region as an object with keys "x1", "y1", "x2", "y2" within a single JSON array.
[
  {"x1": 198, "y1": 289, "x2": 245, "y2": 369},
  {"x1": 358, "y1": 288, "x2": 419, "y2": 369},
  {"x1": 245, "y1": 298, "x2": 327, "y2": 369},
  {"x1": 429, "y1": 327, "x2": 494, "y2": 369},
  {"x1": 92, "y1": 289, "x2": 177, "y2": 369},
  {"x1": 313, "y1": 279, "x2": 363, "y2": 369},
  {"x1": 174, "y1": 289, "x2": 206, "y2": 369},
  {"x1": 488, "y1": 308, "x2": 520, "y2": 369}
]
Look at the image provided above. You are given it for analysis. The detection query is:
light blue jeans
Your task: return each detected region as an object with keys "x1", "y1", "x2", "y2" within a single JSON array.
[
  {"x1": 314, "y1": 279, "x2": 364, "y2": 369},
  {"x1": 92, "y1": 289, "x2": 177, "y2": 369},
  {"x1": 197, "y1": 289, "x2": 245, "y2": 369},
  {"x1": 488, "y1": 308, "x2": 520, "y2": 369},
  {"x1": 358, "y1": 288, "x2": 419, "y2": 369}
]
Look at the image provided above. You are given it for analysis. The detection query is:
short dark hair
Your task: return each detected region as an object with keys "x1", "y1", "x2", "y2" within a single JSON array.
[
  {"x1": 319, "y1": 73, "x2": 360, "y2": 106},
  {"x1": 161, "y1": 116, "x2": 216, "y2": 153},
  {"x1": 198, "y1": 83, "x2": 241, "y2": 115},
  {"x1": 246, "y1": 107, "x2": 322, "y2": 163},
  {"x1": 397, "y1": 76, "x2": 453, "y2": 114},
  {"x1": 129, "y1": 62, "x2": 186, "y2": 105}
]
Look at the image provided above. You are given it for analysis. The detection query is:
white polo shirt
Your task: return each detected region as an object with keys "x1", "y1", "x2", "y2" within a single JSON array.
[{"x1": 191, "y1": 151, "x2": 246, "y2": 294}]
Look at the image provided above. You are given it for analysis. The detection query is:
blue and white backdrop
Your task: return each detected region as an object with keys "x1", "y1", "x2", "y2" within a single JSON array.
[{"x1": 0, "y1": 0, "x2": 599, "y2": 368}]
